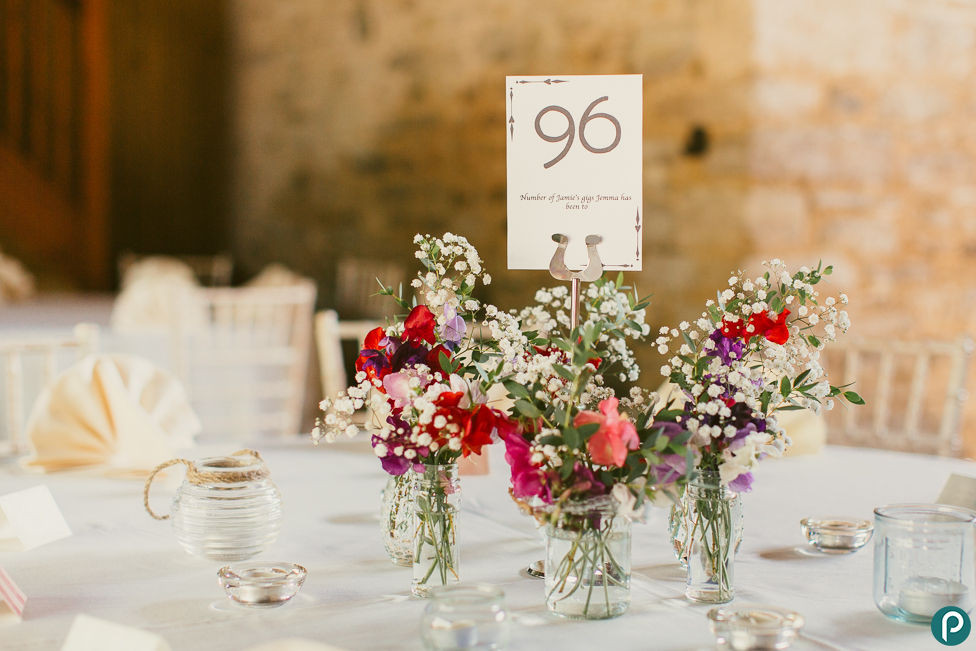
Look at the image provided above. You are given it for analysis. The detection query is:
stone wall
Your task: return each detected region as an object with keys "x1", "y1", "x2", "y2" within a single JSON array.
[
  {"x1": 746, "y1": 0, "x2": 976, "y2": 454},
  {"x1": 227, "y1": 0, "x2": 976, "y2": 453}
]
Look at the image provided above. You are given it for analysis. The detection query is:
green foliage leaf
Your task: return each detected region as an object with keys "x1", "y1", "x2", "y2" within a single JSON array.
[
  {"x1": 503, "y1": 380, "x2": 532, "y2": 401},
  {"x1": 514, "y1": 400, "x2": 542, "y2": 418},
  {"x1": 780, "y1": 376, "x2": 791, "y2": 398},
  {"x1": 576, "y1": 423, "x2": 600, "y2": 442},
  {"x1": 843, "y1": 391, "x2": 866, "y2": 405},
  {"x1": 562, "y1": 426, "x2": 581, "y2": 449}
]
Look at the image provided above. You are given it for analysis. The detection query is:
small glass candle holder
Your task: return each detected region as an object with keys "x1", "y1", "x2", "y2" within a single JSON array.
[
  {"x1": 873, "y1": 504, "x2": 976, "y2": 623},
  {"x1": 707, "y1": 604, "x2": 804, "y2": 650},
  {"x1": 420, "y1": 584, "x2": 510, "y2": 650},
  {"x1": 217, "y1": 562, "x2": 306, "y2": 608},
  {"x1": 800, "y1": 517, "x2": 873, "y2": 554}
]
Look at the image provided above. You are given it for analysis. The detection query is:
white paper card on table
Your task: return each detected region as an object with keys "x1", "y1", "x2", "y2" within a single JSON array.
[
  {"x1": 0, "y1": 485, "x2": 71, "y2": 551},
  {"x1": 506, "y1": 74, "x2": 642, "y2": 271},
  {"x1": 937, "y1": 473, "x2": 976, "y2": 511},
  {"x1": 62, "y1": 614, "x2": 171, "y2": 651},
  {"x1": 0, "y1": 566, "x2": 26, "y2": 622}
]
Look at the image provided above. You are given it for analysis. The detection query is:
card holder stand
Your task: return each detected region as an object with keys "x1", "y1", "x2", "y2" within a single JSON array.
[{"x1": 548, "y1": 233, "x2": 604, "y2": 330}]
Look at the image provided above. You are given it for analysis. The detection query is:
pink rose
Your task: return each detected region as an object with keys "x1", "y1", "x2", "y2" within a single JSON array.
[{"x1": 574, "y1": 397, "x2": 639, "y2": 467}]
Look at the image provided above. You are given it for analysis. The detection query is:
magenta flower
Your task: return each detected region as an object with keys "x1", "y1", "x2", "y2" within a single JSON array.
[{"x1": 502, "y1": 430, "x2": 551, "y2": 504}]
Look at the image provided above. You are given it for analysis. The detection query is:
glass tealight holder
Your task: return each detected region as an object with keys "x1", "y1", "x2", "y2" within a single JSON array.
[
  {"x1": 420, "y1": 584, "x2": 510, "y2": 651},
  {"x1": 800, "y1": 517, "x2": 873, "y2": 554},
  {"x1": 707, "y1": 604, "x2": 804, "y2": 650},
  {"x1": 873, "y1": 504, "x2": 976, "y2": 623},
  {"x1": 217, "y1": 562, "x2": 306, "y2": 608}
]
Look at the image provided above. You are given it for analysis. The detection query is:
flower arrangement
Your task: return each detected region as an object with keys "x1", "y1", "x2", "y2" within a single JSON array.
[
  {"x1": 314, "y1": 232, "x2": 518, "y2": 596},
  {"x1": 314, "y1": 233, "x2": 513, "y2": 470},
  {"x1": 654, "y1": 259, "x2": 862, "y2": 490},
  {"x1": 493, "y1": 276, "x2": 691, "y2": 618},
  {"x1": 655, "y1": 259, "x2": 863, "y2": 603}
]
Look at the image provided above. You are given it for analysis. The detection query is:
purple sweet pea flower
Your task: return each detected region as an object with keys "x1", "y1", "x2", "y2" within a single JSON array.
[
  {"x1": 440, "y1": 305, "x2": 466, "y2": 346},
  {"x1": 709, "y1": 328, "x2": 744, "y2": 367},
  {"x1": 728, "y1": 471, "x2": 754, "y2": 493},
  {"x1": 388, "y1": 338, "x2": 429, "y2": 371}
]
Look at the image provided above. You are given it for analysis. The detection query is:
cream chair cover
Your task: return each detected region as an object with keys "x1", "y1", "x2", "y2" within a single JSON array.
[
  {"x1": 246, "y1": 263, "x2": 307, "y2": 287},
  {"x1": 0, "y1": 247, "x2": 35, "y2": 303},
  {"x1": 111, "y1": 257, "x2": 204, "y2": 332},
  {"x1": 21, "y1": 355, "x2": 200, "y2": 475}
]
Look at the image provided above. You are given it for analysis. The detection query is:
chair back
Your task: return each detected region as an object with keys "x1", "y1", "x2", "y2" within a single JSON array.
[
  {"x1": 335, "y1": 258, "x2": 403, "y2": 319},
  {"x1": 119, "y1": 252, "x2": 234, "y2": 287},
  {"x1": 174, "y1": 282, "x2": 316, "y2": 438},
  {"x1": 0, "y1": 324, "x2": 98, "y2": 455},
  {"x1": 315, "y1": 310, "x2": 380, "y2": 400},
  {"x1": 823, "y1": 336, "x2": 973, "y2": 456}
]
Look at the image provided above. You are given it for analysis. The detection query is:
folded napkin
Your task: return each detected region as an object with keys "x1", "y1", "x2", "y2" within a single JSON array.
[
  {"x1": 21, "y1": 355, "x2": 200, "y2": 476},
  {"x1": 0, "y1": 247, "x2": 35, "y2": 303},
  {"x1": 112, "y1": 257, "x2": 204, "y2": 332}
]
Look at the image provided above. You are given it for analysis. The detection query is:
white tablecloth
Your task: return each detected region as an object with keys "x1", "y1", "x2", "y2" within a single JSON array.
[{"x1": 1, "y1": 442, "x2": 973, "y2": 651}]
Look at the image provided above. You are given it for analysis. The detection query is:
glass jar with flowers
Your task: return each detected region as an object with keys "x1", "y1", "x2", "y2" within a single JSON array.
[
  {"x1": 654, "y1": 260, "x2": 864, "y2": 603},
  {"x1": 314, "y1": 233, "x2": 516, "y2": 596},
  {"x1": 490, "y1": 278, "x2": 691, "y2": 619}
]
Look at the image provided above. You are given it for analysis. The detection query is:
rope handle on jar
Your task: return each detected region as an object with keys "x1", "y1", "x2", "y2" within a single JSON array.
[{"x1": 143, "y1": 449, "x2": 266, "y2": 521}]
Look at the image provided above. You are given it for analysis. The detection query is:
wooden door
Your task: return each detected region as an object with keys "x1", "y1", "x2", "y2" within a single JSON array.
[{"x1": 0, "y1": 0, "x2": 109, "y2": 289}]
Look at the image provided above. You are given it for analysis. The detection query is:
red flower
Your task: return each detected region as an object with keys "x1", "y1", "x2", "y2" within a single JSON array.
[
  {"x1": 764, "y1": 309, "x2": 790, "y2": 344},
  {"x1": 426, "y1": 344, "x2": 452, "y2": 376},
  {"x1": 463, "y1": 405, "x2": 497, "y2": 458},
  {"x1": 362, "y1": 327, "x2": 387, "y2": 351},
  {"x1": 721, "y1": 318, "x2": 743, "y2": 338},
  {"x1": 743, "y1": 309, "x2": 791, "y2": 345},
  {"x1": 403, "y1": 305, "x2": 437, "y2": 345}
]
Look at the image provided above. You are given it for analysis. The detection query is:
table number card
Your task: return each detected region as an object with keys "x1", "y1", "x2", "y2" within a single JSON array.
[
  {"x1": 62, "y1": 614, "x2": 171, "y2": 651},
  {"x1": 0, "y1": 485, "x2": 72, "y2": 551},
  {"x1": 506, "y1": 74, "x2": 643, "y2": 271},
  {"x1": 0, "y1": 567, "x2": 26, "y2": 622}
]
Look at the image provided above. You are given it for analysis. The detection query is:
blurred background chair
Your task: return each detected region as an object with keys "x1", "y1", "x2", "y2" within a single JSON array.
[
  {"x1": 823, "y1": 336, "x2": 974, "y2": 457},
  {"x1": 118, "y1": 252, "x2": 233, "y2": 288},
  {"x1": 0, "y1": 324, "x2": 99, "y2": 456},
  {"x1": 315, "y1": 309, "x2": 380, "y2": 400},
  {"x1": 173, "y1": 281, "x2": 316, "y2": 439},
  {"x1": 335, "y1": 257, "x2": 403, "y2": 320}
]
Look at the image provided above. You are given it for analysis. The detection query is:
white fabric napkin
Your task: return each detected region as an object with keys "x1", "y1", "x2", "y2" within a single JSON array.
[{"x1": 21, "y1": 355, "x2": 199, "y2": 476}]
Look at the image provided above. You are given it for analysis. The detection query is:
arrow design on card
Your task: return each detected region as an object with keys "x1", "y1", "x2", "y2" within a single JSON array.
[
  {"x1": 514, "y1": 79, "x2": 569, "y2": 85},
  {"x1": 635, "y1": 207, "x2": 641, "y2": 260},
  {"x1": 509, "y1": 88, "x2": 515, "y2": 140}
]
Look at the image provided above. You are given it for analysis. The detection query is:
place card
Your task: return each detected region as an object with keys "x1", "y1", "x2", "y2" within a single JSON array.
[
  {"x1": 937, "y1": 473, "x2": 976, "y2": 511},
  {"x1": 0, "y1": 485, "x2": 72, "y2": 551},
  {"x1": 62, "y1": 614, "x2": 171, "y2": 651},
  {"x1": 506, "y1": 74, "x2": 643, "y2": 271},
  {"x1": 0, "y1": 566, "x2": 26, "y2": 622}
]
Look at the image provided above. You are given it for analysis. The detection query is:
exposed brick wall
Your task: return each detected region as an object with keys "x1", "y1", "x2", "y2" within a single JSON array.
[{"x1": 228, "y1": 0, "x2": 976, "y2": 453}]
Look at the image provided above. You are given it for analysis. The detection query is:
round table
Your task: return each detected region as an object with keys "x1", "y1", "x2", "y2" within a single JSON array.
[{"x1": 1, "y1": 440, "x2": 973, "y2": 650}]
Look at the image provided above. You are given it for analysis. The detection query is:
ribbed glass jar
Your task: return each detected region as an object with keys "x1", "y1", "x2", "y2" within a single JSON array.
[
  {"x1": 381, "y1": 473, "x2": 414, "y2": 567},
  {"x1": 171, "y1": 455, "x2": 282, "y2": 561}
]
